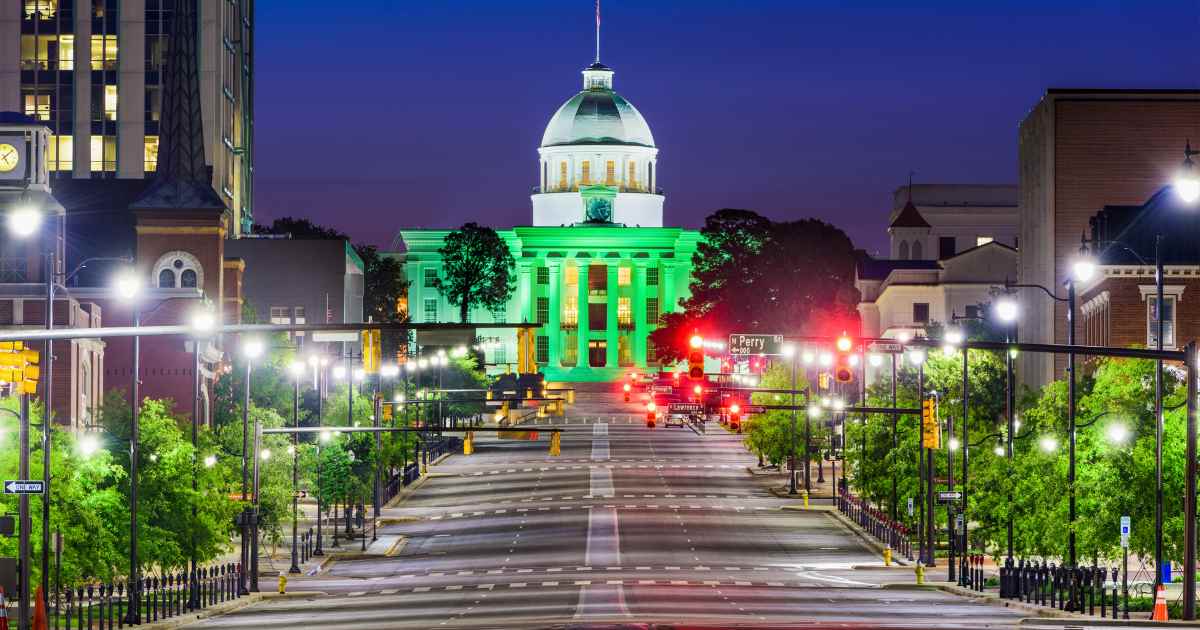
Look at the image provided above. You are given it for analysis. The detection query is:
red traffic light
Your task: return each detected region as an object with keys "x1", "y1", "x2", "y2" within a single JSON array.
[
  {"x1": 690, "y1": 334, "x2": 704, "y2": 349},
  {"x1": 693, "y1": 384, "x2": 702, "y2": 395},
  {"x1": 646, "y1": 401, "x2": 656, "y2": 412},
  {"x1": 730, "y1": 403, "x2": 741, "y2": 415},
  {"x1": 836, "y1": 334, "x2": 853, "y2": 353},
  {"x1": 623, "y1": 383, "x2": 631, "y2": 392}
]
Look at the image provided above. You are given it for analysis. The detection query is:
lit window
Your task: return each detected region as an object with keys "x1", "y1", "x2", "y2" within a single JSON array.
[
  {"x1": 618, "y1": 267, "x2": 631, "y2": 286},
  {"x1": 588, "y1": 266, "x2": 606, "y2": 294},
  {"x1": 536, "y1": 297, "x2": 549, "y2": 324},
  {"x1": 559, "y1": 162, "x2": 568, "y2": 190},
  {"x1": 536, "y1": 336, "x2": 549, "y2": 364},
  {"x1": 1148, "y1": 296, "x2": 1176, "y2": 348},
  {"x1": 104, "y1": 85, "x2": 118, "y2": 121},
  {"x1": 581, "y1": 161, "x2": 591, "y2": 185},
  {"x1": 423, "y1": 298, "x2": 438, "y2": 323},
  {"x1": 628, "y1": 162, "x2": 637, "y2": 189},
  {"x1": 646, "y1": 268, "x2": 659, "y2": 286},
  {"x1": 58, "y1": 35, "x2": 73, "y2": 70},
  {"x1": 564, "y1": 265, "x2": 578, "y2": 286},
  {"x1": 144, "y1": 136, "x2": 159, "y2": 172},
  {"x1": 588, "y1": 304, "x2": 606, "y2": 331},
  {"x1": 293, "y1": 307, "x2": 306, "y2": 338},
  {"x1": 90, "y1": 35, "x2": 117, "y2": 70},
  {"x1": 48, "y1": 135, "x2": 72, "y2": 172},
  {"x1": 605, "y1": 160, "x2": 616, "y2": 185},
  {"x1": 90, "y1": 136, "x2": 115, "y2": 172},
  {"x1": 647, "y1": 340, "x2": 658, "y2": 364},
  {"x1": 617, "y1": 297, "x2": 632, "y2": 327},
  {"x1": 562, "y1": 295, "x2": 578, "y2": 327},
  {"x1": 23, "y1": 0, "x2": 58, "y2": 19},
  {"x1": 269, "y1": 307, "x2": 290, "y2": 325},
  {"x1": 976, "y1": 236, "x2": 994, "y2": 247},
  {"x1": 423, "y1": 268, "x2": 438, "y2": 288},
  {"x1": 23, "y1": 94, "x2": 50, "y2": 120}
]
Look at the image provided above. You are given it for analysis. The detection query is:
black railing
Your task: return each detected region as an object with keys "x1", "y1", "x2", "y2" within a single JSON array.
[
  {"x1": 999, "y1": 559, "x2": 1123, "y2": 618},
  {"x1": 51, "y1": 563, "x2": 242, "y2": 630},
  {"x1": 837, "y1": 493, "x2": 913, "y2": 561}
]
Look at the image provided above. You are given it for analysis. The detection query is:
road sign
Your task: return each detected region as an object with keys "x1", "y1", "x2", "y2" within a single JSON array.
[
  {"x1": 741, "y1": 405, "x2": 766, "y2": 414},
  {"x1": 652, "y1": 385, "x2": 673, "y2": 393},
  {"x1": 868, "y1": 341, "x2": 905, "y2": 354},
  {"x1": 936, "y1": 491, "x2": 962, "y2": 502},
  {"x1": 668, "y1": 403, "x2": 703, "y2": 414},
  {"x1": 728, "y1": 334, "x2": 784, "y2": 356},
  {"x1": 1120, "y1": 515, "x2": 1131, "y2": 548},
  {"x1": 4, "y1": 480, "x2": 43, "y2": 494},
  {"x1": 907, "y1": 498, "x2": 914, "y2": 516}
]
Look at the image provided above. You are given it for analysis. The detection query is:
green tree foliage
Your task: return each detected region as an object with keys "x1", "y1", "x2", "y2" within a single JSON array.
[
  {"x1": 742, "y1": 362, "x2": 820, "y2": 467},
  {"x1": 651, "y1": 209, "x2": 860, "y2": 363},
  {"x1": 432, "y1": 223, "x2": 516, "y2": 323}
]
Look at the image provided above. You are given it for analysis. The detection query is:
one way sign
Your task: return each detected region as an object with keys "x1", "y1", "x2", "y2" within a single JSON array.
[{"x1": 4, "y1": 480, "x2": 43, "y2": 494}]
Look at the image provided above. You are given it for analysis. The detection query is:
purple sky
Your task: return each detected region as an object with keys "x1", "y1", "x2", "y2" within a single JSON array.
[{"x1": 252, "y1": 1, "x2": 1200, "y2": 255}]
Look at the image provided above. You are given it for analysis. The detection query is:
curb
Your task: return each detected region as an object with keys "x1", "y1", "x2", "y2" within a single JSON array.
[
  {"x1": 100, "y1": 591, "x2": 317, "y2": 630},
  {"x1": 822, "y1": 508, "x2": 914, "y2": 567},
  {"x1": 929, "y1": 582, "x2": 1169, "y2": 624}
]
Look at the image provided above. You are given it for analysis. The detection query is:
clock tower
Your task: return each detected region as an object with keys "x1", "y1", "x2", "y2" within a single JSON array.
[{"x1": 0, "y1": 111, "x2": 66, "y2": 285}]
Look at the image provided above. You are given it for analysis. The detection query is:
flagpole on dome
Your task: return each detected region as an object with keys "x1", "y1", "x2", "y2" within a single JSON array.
[{"x1": 595, "y1": 0, "x2": 601, "y2": 64}]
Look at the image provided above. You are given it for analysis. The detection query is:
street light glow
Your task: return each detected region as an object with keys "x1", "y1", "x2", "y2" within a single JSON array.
[
  {"x1": 332, "y1": 365, "x2": 347, "y2": 379},
  {"x1": 203, "y1": 454, "x2": 217, "y2": 468},
  {"x1": 907, "y1": 349, "x2": 926, "y2": 365},
  {"x1": 819, "y1": 352, "x2": 833, "y2": 367},
  {"x1": 808, "y1": 405, "x2": 821, "y2": 418},
  {"x1": 1039, "y1": 436, "x2": 1057, "y2": 453},
  {"x1": 260, "y1": 448, "x2": 272, "y2": 461},
  {"x1": 689, "y1": 334, "x2": 704, "y2": 349},
  {"x1": 242, "y1": 337, "x2": 265, "y2": 360},
  {"x1": 847, "y1": 354, "x2": 860, "y2": 367},
  {"x1": 78, "y1": 433, "x2": 100, "y2": 456},
  {"x1": 948, "y1": 438, "x2": 960, "y2": 451},
  {"x1": 1107, "y1": 422, "x2": 1130, "y2": 444},
  {"x1": 288, "y1": 361, "x2": 305, "y2": 377},
  {"x1": 319, "y1": 430, "x2": 332, "y2": 443},
  {"x1": 781, "y1": 343, "x2": 796, "y2": 358},
  {"x1": 6, "y1": 205, "x2": 42, "y2": 238},
  {"x1": 944, "y1": 329, "x2": 964, "y2": 346},
  {"x1": 801, "y1": 351, "x2": 815, "y2": 365},
  {"x1": 381, "y1": 363, "x2": 401, "y2": 378},
  {"x1": 190, "y1": 310, "x2": 216, "y2": 335},
  {"x1": 1177, "y1": 144, "x2": 1200, "y2": 202},
  {"x1": 1072, "y1": 258, "x2": 1096, "y2": 283},
  {"x1": 994, "y1": 445, "x2": 1005, "y2": 456},
  {"x1": 114, "y1": 271, "x2": 141, "y2": 301},
  {"x1": 868, "y1": 353, "x2": 883, "y2": 367},
  {"x1": 832, "y1": 399, "x2": 845, "y2": 411},
  {"x1": 836, "y1": 335, "x2": 852, "y2": 353},
  {"x1": 995, "y1": 298, "x2": 1019, "y2": 323},
  {"x1": 896, "y1": 331, "x2": 912, "y2": 344}
]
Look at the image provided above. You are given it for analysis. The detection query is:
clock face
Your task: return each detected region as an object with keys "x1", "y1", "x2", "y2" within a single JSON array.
[{"x1": 0, "y1": 144, "x2": 17, "y2": 173}]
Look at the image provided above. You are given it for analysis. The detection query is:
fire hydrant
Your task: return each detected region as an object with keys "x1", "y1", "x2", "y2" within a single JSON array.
[
  {"x1": 278, "y1": 573, "x2": 287, "y2": 594},
  {"x1": 883, "y1": 547, "x2": 892, "y2": 567},
  {"x1": 914, "y1": 564, "x2": 925, "y2": 585},
  {"x1": 802, "y1": 491, "x2": 809, "y2": 509}
]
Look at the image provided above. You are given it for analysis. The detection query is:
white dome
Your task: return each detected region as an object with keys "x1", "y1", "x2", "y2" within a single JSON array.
[{"x1": 540, "y1": 63, "x2": 655, "y2": 148}]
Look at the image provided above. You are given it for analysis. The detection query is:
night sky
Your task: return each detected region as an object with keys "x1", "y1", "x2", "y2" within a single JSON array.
[{"x1": 253, "y1": 1, "x2": 1200, "y2": 254}]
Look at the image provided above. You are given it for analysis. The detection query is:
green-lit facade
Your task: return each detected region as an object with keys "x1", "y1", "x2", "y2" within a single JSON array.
[{"x1": 399, "y1": 226, "x2": 698, "y2": 382}]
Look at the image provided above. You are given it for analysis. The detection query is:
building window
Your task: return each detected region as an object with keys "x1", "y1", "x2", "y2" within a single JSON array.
[
  {"x1": 180, "y1": 269, "x2": 197, "y2": 288},
  {"x1": 536, "y1": 297, "x2": 549, "y2": 324},
  {"x1": 24, "y1": 0, "x2": 59, "y2": 19},
  {"x1": 588, "y1": 303, "x2": 606, "y2": 331},
  {"x1": 976, "y1": 236, "x2": 994, "y2": 247},
  {"x1": 647, "y1": 297, "x2": 660, "y2": 324},
  {"x1": 144, "y1": 136, "x2": 159, "y2": 172},
  {"x1": 152, "y1": 252, "x2": 203, "y2": 289},
  {"x1": 581, "y1": 161, "x2": 591, "y2": 185},
  {"x1": 158, "y1": 269, "x2": 175, "y2": 288},
  {"x1": 617, "y1": 297, "x2": 632, "y2": 328},
  {"x1": 588, "y1": 266, "x2": 606, "y2": 294},
  {"x1": 1148, "y1": 296, "x2": 1176, "y2": 348},
  {"x1": 898, "y1": 241, "x2": 909, "y2": 260},
  {"x1": 90, "y1": 35, "x2": 117, "y2": 70},
  {"x1": 965, "y1": 305, "x2": 980, "y2": 319},
  {"x1": 647, "y1": 340, "x2": 658, "y2": 364},
  {"x1": 536, "y1": 336, "x2": 549, "y2": 364},
  {"x1": 48, "y1": 135, "x2": 72, "y2": 172},
  {"x1": 605, "y1": 160, "x2": 616, "y2": 185},
  {"x1": 912, "y1": 241, "x2": 923, "y2": 259},
  {"x1": 423, "y1": 268, "x2": 438, "y2": 288},
  {"x1": 23, "y1": 93, "x2": 50, "y2": 121},
  {"x1": 562, "y1": 295, "x2": 578, "y2": 327},
  {"x1": 90, "y1": 136, "x2": 116, "y2": 172},
  {"x1": 618, "y1": 267, "x2": 631, "y2": 286},
  {"x1": 269, "y1": 307, "x2": 290, "y2": 325},
  {"x1": 559, "y1": 161, "x2": 568, "y2": 190},
  {"x1": 628, "y1": 162, "x2": 637, "y2": 189},
  {"x1": 938, "y1": 237, "x2": 955, "y2": 259},
  {"x1": 103, "y1": 85, "x2": 118, "y2": 121},
  {"x1": 293, "y1": 307, "x2": 306, "y2": 338},
  {"x1": 588, "y1": 340, "x2": 606, "y2": 367},
  {"x1": 913, "y1": 303, "x2": 930, "y2": 324},
  {"x1": 562, "y1": 332, "x2": 578, "y2": 366},
  {"x1": 423, "y1": 298, "x2": 438, "y2": 323},
  {"x1": 536, "y1": 267, "x2": 549, "y2": 285},
  {"x1": 618, "y1": 335, "x2": 633, "y2": 367},
  {"x1": 646, "y1": 267, "x2": 659, "y2": 286}
]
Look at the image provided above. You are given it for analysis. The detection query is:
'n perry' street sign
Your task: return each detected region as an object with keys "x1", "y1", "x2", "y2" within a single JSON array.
[
  {"x1": 668, "y1": 403, "x2": 703, "y2": 414},
  {"x1": 728, "y1": 334, "x2": 784, "y2": 356},
  {"x1": 936, "y1": 491, "x2": 962, "y2": 502},
  {"x1": 4, "y1": 480, "x2": 43, "y2": 494},
  {"x1": 868, "y1": 341, "x2": 905, "y2": 354}
]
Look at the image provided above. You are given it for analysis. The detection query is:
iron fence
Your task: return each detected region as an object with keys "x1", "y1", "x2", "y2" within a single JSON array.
[
  {"x1": 51, "y1": 563, "x2": 242, "y2": 630},
  {"x1": 837, "y1": 493, "x2": 913, "y2": 561},
  {"x1": 999, "y1": 559, "x2": 1124, "y2": 618}
]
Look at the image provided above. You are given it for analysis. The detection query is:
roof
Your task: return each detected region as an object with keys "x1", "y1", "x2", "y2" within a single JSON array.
[
  {"x1": 856, "y1": 257, "x2": 939, "y2": 281},
  {"x1": 1089, "y1": 185, "x2": 1200, "y2": 265},
  {"x1": 541, "y1": 65, "x2": 654, "y2": 148},
  {"x1": 888, "y1": 200, "x2": 931, "y2": 229}
]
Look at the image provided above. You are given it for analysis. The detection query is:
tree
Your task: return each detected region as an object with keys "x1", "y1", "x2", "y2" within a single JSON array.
[
  {"x1": 253, "y1": 217, "x2": 348, "y2": 240},
  {"x1": 433, "y1": 223, "x2": 516, "y2": 323},
  {"x1": 651, "y1": 209, "x2": 860, "y2": 363},
  {"x1": 356, "y1": 243, "x2": 409, "y2": 360}
]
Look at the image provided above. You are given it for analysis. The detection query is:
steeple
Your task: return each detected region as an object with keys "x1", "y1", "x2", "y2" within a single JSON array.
[{"x1": 131, "y1": 0, "x2": 225, "y2": 211}]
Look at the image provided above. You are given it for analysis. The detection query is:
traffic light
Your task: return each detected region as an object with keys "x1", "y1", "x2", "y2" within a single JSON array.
[
  {"x1": 818, "y1": 373, "x2": 831, "y2": 390},
  {"x1": 361, "y1": 329, "x2": 381, "y2": 374},
  {"x1": 646, "y1": 401, "x2": 657, "y2": 428},
  {"x1": 381, "y1": 402, "x2": 394, "y2": 421},
  {"x1": 834, "y1": 334, "x2": 855, "y2": 383},
  {"x1": 921, "y1": 398, "x2": 939, "y2": 448},
  {"x1": 623, "y1": 382, "x2": 632, "y2": 402},
  {"x1": 0, "y1": 341, "x2": 39, "y2": 394},
  {"x1": 687, "y1": 334, "x2": 704, "y2": 380},
  {"x1": 836, "y1": 334, "x2": 853, "y2": 353},
  {"x1": 729, "y1": 403, "x2": 741, "y2": 432}
]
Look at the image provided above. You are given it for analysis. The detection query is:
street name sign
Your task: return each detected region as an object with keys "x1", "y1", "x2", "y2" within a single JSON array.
[
  {"x1": 907, "y1": 498, "x2": 914, "y2": 516},
  {"x1": 652, "y1": 385, "x2": 673, "y2": 393},
  {"x1": 868, "y1": 341, "x2": 905, "y2": 354},
  {"x1": 728, "y1": 334, "x2": 784, "y2": 356},
  {"x1": 668, "y1": 403, "x2": 703, "y2": 414},
  {"x1": 4, "y1": 480, "x2": 43, "y2": 494},
  {"x1": 936, "y1": 491, "x2": 962, "y2": 502},
  {"x1": 741, "y1": 405, "x2": 766, "y2": 414}
]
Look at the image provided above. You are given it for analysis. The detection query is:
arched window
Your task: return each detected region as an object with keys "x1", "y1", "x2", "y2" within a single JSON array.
[
  {"x1": 158, "y1": 269, "x2": 175, "y2": 288},
  {"x1": 898, "y1": 241, "x2": 909, "y2": 260},
  {"x1": 912, "y1": 240, "x2": 923, "y2": 260},
  {"x1": 180, "y1": 269, "x2": 197, "y2": 288},
  {"x1": 151, "y1": 251, "x2": 203, "y2": 290}
]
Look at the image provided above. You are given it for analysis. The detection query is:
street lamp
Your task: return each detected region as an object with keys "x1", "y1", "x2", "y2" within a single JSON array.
[
  {"x1": 1039, "y1": 436, "x2": 1058, "y2": 453},
  {"x1": 77, "y1": 433, "x2": 100, "y2": 457},
  {"x1": 287, "y1": 359, "x2": 303, "y2": 575},
  {"x1": 6, "y1": 205, "x2": 42, "y2": 238},
  {"x1": 1175, "y1": 141, "x2": 1200, "y2": 203},
  {"x1": 994, "y1": 297, "x2": 1018, "y2": 323},
  {"x1": 238, "y1": 337, "x2": 264, "y2": 594}
]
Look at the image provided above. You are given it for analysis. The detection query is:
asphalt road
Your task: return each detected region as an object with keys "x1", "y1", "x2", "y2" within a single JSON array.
[{"x1": 187, "y1": 392, "x2": 1026, "y2": 629}]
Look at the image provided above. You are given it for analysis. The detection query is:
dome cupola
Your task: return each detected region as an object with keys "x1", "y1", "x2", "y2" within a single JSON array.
[{"x1": 540, "y1": 63, "x2": 655, "y2": 149}]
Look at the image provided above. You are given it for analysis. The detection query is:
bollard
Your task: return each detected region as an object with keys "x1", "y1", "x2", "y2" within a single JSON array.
[
  {"x1": 463, "y1": 432, "x2": 474, "y2": 455},
  {"x1": 277, "y1": 573, "x2": 287, "y2": 595},
  {"x1": 915, "y1": 564, "x2": 925, "y2": 585},
  {"x1": 883, "y1": 547, "x2": 892, "y2": 567}
]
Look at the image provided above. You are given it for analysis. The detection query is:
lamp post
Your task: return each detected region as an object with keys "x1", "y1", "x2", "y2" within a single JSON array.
[
  {"x1": 188, "y1": 308, "x2": 214, "y2": 606},
  {"x1": 907, "y1": 347, "x2": 926, "y2": 564},
  {"x1": 782, "y1": 343, "x2": 798, "y2": 495},
  {"x1": 113, "y1": 271, "x2": 142, "y2": 620},
  {"x1": 288, "y1": 360, "x2": 304, "y2": 574},
  {"x1": 238, "y1": 338, "x2": 264, "y2": 594},
  {"x1": 309, "y1": 353, "x2": 327, "y2": 556}
]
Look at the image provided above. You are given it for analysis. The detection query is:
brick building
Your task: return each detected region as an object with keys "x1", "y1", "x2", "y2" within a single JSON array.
[
  {"x1": 1017, "y1": 89, "x2": 1200, "y2": 385},
  {"x1": 1077, "y1": 186, "x2": 1200, "y2": 355}
]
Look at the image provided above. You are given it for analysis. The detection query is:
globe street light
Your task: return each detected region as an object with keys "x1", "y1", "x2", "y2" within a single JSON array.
[
  {"x1": 1039, "y1": 436, "x2": 1058, "y2": 453},
  {"x1": 6, "y1": 205, "x2": 42, "y2": 238},
  {"x1": 994, "y1": 297, "x2": 1019, "y2": 323},
  {"x1": 287, "y1": 360, "x2": 304, "y2": 575}
]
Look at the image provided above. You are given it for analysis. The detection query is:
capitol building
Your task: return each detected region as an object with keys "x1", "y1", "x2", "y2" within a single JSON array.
[{"x1": 395, "y1": 57, "x2": 699, "y2": 382}]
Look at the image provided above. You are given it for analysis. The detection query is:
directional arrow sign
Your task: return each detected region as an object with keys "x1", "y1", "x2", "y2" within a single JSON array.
[
  {"x1": 728, "y1": 334, "x2": 784, "y2": 356},
  {"x1": 741, "y1": 405, "x2": 767, "y2": 414},
  {"x1": 936, "y1": 491, "x2": 962, "y2": 502},
  {"x1": 4, "y1": 480, "x2": 43, "y2": 494}
]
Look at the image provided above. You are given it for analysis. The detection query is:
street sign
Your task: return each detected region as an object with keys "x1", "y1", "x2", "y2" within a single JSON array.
[
  {"x1": 936, "y1": 491, "x2": 962, "y2": 502},
  {"x1": 1120, "y1": 515, "x2": 1131, "y2": 548},
  {"x1": 4, "y1": 480, "x2": 43, "y2": 494},
  {"x1": 868, "y1": 341, "x2": 905, "y2": 354},
  {"x1": 741, "y1": 405, "x2": 766, "y2": 414},
  {"x1": 668, "y1": 403, "x2": 703, "y2": 414},
  {"x1": 0, "y1": 515, "x2": 12, "y2": 536},
  {"x1": 955, "y1": 514, "x2": 964, "y2": 529},
  {"x1": 728, "y1": 334, "x2": 784, "y2": 356},
  {"x1": 652, "y1": 385, "x2": 673, "y2": 393},
  {"x1": 907, "y1": 498, "x2": 914, "y2": 516}
]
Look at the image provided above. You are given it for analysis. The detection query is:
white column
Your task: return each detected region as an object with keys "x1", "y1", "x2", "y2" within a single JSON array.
[{"x1": 118, "y1": 0, "x2": 146, "y2": 178}]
